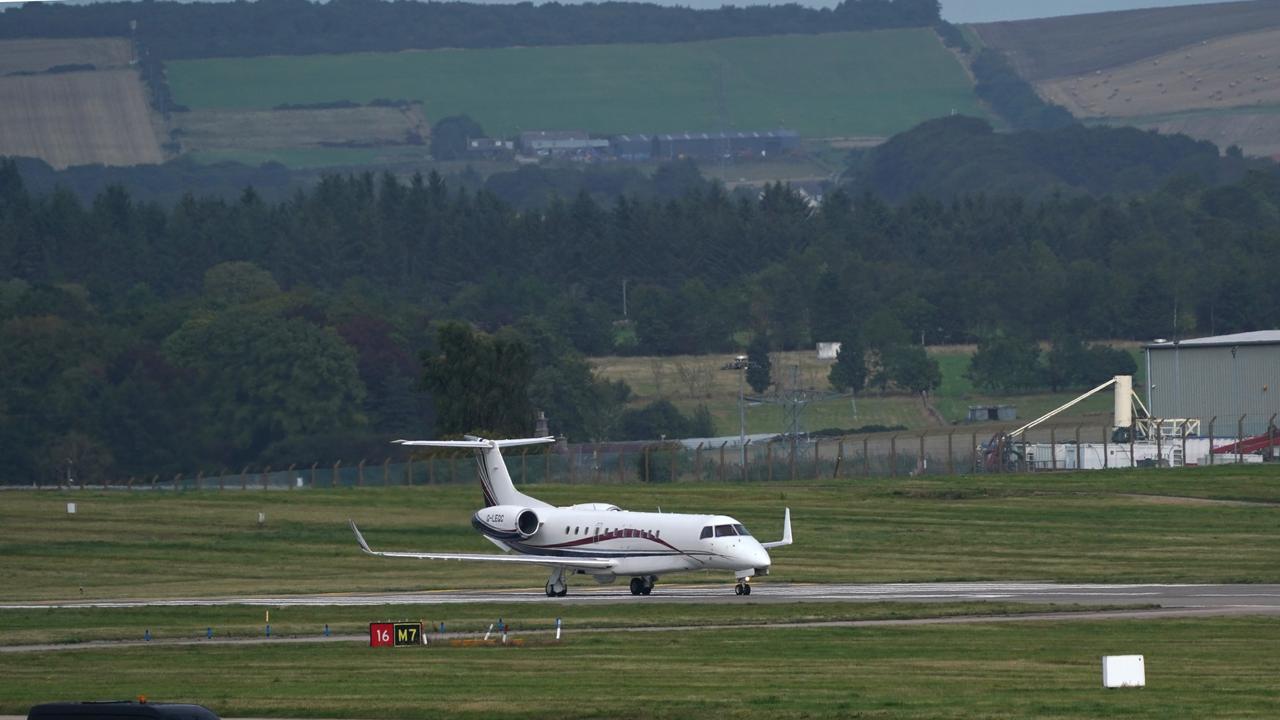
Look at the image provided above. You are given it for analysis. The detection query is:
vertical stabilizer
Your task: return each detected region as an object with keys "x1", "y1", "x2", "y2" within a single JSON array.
[
  {"x1": 394, "y1": 436, "x2": 554, "y2": 509},
  {"x1": 471, "y1": 438, "x2": 553, "y2": 509}
]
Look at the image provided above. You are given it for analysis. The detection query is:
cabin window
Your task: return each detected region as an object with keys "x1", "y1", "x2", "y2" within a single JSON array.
[
  {"x1": 733, "y1": 524, "x2": 752, "y2": 536},
  {"x1": 700, "y1": 526, "x2": 713, "y2": 539},
  {"x1": 656, "y1": 530, "x2": 661, "y2": 538},
  {"x1": 575, "y1": 527, "x2": 580, "y2": 535},
  {"x1": 564, "y1": 526, "x2": 570, "y2": 534},
  {"x1": 714, "y1": 524, "x2": 737, "y2": 537}
]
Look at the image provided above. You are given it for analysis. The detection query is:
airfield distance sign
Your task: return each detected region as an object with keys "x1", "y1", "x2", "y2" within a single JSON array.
[{"x1": 369, "y1": 621, "x2": 423, "y2": 647}]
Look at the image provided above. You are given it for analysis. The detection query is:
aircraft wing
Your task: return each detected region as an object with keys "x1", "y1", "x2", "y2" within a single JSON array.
[{"x1": 348, "y1": 520, "x2": 615, "y2": 570}]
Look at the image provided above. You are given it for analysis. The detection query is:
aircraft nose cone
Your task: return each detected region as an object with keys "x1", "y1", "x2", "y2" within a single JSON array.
[{"x1": 751, "y1": 543, "x2": 771, "y2": 570}]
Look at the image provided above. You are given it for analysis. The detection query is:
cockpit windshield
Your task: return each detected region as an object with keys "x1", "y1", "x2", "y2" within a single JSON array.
[
  {"x1": 733, "y1": 523, "x2": 751, "y2": 536},
  {"x1": 714, "y1": 524, "x2": 736, "y2": 537}
]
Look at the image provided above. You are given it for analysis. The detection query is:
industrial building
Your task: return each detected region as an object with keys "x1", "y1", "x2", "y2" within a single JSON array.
[
  {"x1": 652, "y1": 130, "x2": 801, "y2": 161},
  {"x1": 518, "y1": 130, "x2": 610, "y2": 159},
  {"x1": 1145, "y1": 330, "x2": 1280, "y2": 437}
]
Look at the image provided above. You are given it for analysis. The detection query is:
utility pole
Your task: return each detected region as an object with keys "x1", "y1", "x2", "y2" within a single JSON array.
[{"x1": 738, "y1": 364, "x2": 747, "y2": 464}]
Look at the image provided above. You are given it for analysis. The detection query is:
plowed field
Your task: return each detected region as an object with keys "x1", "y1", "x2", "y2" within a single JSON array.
[{"x1": 0, "y1": 68, "x2": 164, "y2": 168}]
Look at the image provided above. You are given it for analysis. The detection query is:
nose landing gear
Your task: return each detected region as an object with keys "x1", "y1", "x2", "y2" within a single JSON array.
[{"x1": 734, "y1": 581, "x2": 752, "y2": 596}]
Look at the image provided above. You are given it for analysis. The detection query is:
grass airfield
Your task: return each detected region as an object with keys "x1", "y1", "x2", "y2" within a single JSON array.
[{"x1": 1, "y1": 465, "x2": 1278, "y2": 717}]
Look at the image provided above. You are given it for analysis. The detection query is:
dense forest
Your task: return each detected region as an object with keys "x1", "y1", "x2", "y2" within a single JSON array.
[
  {"x1": 0, "y1": 0, "x2": 940, "y2": 59},
  {"x1": 4, "y1": 135, "x2": 1280, "y2": 480},
  {"x1": 845, "y1": 116, "x2": 1260, "y2": 201}
]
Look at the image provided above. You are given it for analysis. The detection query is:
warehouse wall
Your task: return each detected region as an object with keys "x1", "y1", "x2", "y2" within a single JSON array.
[{"x1": 1148, "y1": 343, "x2": 1280, "y2": 436}]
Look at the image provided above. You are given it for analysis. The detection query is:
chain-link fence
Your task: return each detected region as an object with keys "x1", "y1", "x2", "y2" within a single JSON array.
[{"x1": 17, "y1": 414, "x2": 1278, "y2": 490}]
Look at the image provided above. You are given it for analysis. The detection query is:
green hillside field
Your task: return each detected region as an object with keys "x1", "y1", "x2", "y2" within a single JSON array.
[{"x1": 166, "y1": 29, "x2": 987, "y2": 139}]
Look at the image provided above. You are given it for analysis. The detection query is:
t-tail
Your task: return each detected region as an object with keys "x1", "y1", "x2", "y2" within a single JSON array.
[{"x1": 393, "y1": 436, "x2": 554, "y2": 509}]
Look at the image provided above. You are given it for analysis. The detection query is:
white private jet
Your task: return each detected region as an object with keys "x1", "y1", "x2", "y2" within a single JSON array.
[{"x1": 349, "y1": 436, "x2": 792, "y2": 597}]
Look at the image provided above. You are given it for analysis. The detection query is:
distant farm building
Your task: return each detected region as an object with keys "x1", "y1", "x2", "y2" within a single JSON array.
[
  {"x1": 610, "y1": 133, "x2": 653, "y2": 161},
  {"x1": 967, "y1": 405, "x2": 1018, "y2": 423},
  {"x1": 653, "y1": 130, "x2": 801, "y2": 160},
  {"x1": 1145, "y1": 330, "x2": 1280, "y2": 437},
  {"x1": 519, "y1": 130, "x2": 609, "y2": 159},
  {"x1": 467, "y1": 137, "x2": 514, "y2": 158}
]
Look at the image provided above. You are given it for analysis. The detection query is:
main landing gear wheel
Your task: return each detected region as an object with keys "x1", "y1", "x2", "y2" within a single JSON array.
[
  {"x1": 545, "y1": 567, "x2": 568, "y2": 597},
  {"x1": 734, "y1": 582, "x2": 752, "y2": 596},
  {"x1": 629, "y1": 576, "x2": 656, "y2": 596}
]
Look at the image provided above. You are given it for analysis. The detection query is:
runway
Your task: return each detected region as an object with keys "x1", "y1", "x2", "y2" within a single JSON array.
[{"x1": 4, "y1": 582, "x2": 1280, "y2": 611}]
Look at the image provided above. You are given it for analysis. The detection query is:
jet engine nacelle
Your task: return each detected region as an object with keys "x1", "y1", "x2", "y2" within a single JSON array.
[{"x1": 471, "y1": 505, "x2": 541, "y2": 540}]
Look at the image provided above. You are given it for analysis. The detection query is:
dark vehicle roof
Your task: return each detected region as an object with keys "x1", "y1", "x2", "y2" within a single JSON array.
[{"x1": 27, "y1": 701, "x2": 220, "y2": 719}]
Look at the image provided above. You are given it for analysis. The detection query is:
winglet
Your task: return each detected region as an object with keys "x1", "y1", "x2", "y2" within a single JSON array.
[
  {"x1": 349, "y1": 519, "x2": 374, "y2": 555},
  {"x1": 761, "y1": 507, "x2": 792, "y2": 549}
]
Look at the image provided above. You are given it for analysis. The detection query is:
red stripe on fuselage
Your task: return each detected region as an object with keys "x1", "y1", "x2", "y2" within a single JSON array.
[{"x1": 539, "y1": 530, "x2": 681, "y2": 553}]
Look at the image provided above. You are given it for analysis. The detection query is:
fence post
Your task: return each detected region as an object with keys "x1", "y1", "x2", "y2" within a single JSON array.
[
  {"x1": 695, "y1": 443, "x2": 704, "y2": 481},
  {"x1": 569, "y1": 446, "x2": 577, "y2": 484},
  {"x1": 1238, "y1": 415, "x2": 1247, "y2": 465},
  {"x1": 1267, "y1": 413, "x2": 1278, "y2": 462},
  {"x1": 863, "y1": 437, "x2": 870, "y2": 477},
  {"x1": 1102, "y1": 426, "x2": 1108, "y2": 469},
  {"x1": 1129, "y1": 427, "x2": 1135, "y2": 469},
  {"x1": 618, "y1": 448, "x2": 626, "y2": 483},
  {"x1": 836, "y1": 440, "x2": 845, "y2": 479},
  {"x1": 151, "y1": 474, "x2": 159, "y2": 489},
  {"x1": 284, "y1": 464, "x2": 295, "y2": 490},
  {"x1": 1050, "y1": 426, "x2": 1056, "y2": 471},
  {"x1": 450, "y1": 452, "x2": 458, "y2": 484},
  {"x1": 357, "y1": 459, "x2": 365, "y2": 487},
  {"x1": 918, "y1": 434, "x2": 926, "y2": 475},
  {"x1": 789, "y1": 435, "x2": 797, "y2": 481},
  {"x1": 1180, "y1": 420, "x2": 1189, "y2": 468},
  {"x1": 261, "y1": 465, "x2": 271, "y2": 491},
  {"x1": 670, "y1": 444, "x2": 678, "y2": 483},
  {"x1": 332, "y1": 460, "x2": 341, "y2": 488},
  {"x1": 241, "y1": 466, "x2": 249, "y2": 490},
  {"x1": 195, "y1": 471, "x2": 203, "y2": 491},
  {"x1": 970, "y1": 432, "x2": 977, "y2": 474},
  {"x1": 719, "y1": 442, "x2": 727, "y2": 482},
  {"x1": 310, "y1": 462, "x2": 318, "y2": 488},
  {"x1": 429, "y1": 456, "x2": 436, "y2": 484},
  {"x1": 1208, "y1": 416, "x2": 1217, "y2": 466},
  {"x1": 890, "y1": 435, "x2": 898, "y2": 477},
  {"x1": 1155, "y1": 421, "x2": 1163, "y2": 467},
  {"x1": 642, "y1": 447, "x2": 650, "y2": 483},
  {"x1": 383, "y1": 458, "x2": 390, "y2": 486},
  {"x1": 219, "y1": 469, "x2": 226, "y2": 492},
  {"x1": 813, "y1": 439, "x2": 820, "y2": 480},
  {"x1": 742, "y1": 439, "x2": 751, "y2": 482},
  {"x1": 767, "y1": 441, "x2": 774, "y2": 482},
  {"x1": 947, "y1": 431, "x2": 954, "y2": 476},
  {"x1": 1075, "y1": 425, "x2": 1082, "y2": 470},
  {"x1": 406, "y1": 457, "x2": 413, "y2": 486},
  {"x1": 173, "y1": 473, "x2": 182, "y2": 491}
]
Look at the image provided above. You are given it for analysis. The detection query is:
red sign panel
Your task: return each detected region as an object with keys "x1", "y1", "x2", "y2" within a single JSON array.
[{"x1": 369, "y1": 622, "x2": 395, "y2": 647}]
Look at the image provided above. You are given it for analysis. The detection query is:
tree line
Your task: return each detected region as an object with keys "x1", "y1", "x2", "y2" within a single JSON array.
[
  {"x1": 4, "y1": 140, "x2": 1280, "y2": 481},
  {"x1": 0, "y1": 0, "x2": 941, "y2": 60}
]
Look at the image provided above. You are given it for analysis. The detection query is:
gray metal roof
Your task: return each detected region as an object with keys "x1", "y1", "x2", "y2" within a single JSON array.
[{"x1": 1146, "y1": 330, "x2": 1280, "y2": 349}]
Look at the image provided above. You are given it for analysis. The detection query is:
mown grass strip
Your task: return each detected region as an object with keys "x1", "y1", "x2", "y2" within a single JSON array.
[
  {"x1": 1, "y1": 617, "x2": 1277, "y2": 718},
  {"x1": 1, "y1": 465, "x2": 1277, "y2": 601}
]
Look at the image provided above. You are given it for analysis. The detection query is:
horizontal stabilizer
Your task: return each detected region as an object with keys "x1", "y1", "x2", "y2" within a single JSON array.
[
  {"x1": 393, "y1": 436, "x2": 556, "y2": 449},
  {"x1": 348, "y1": 519, "x2": 614, "y2": 570}
]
